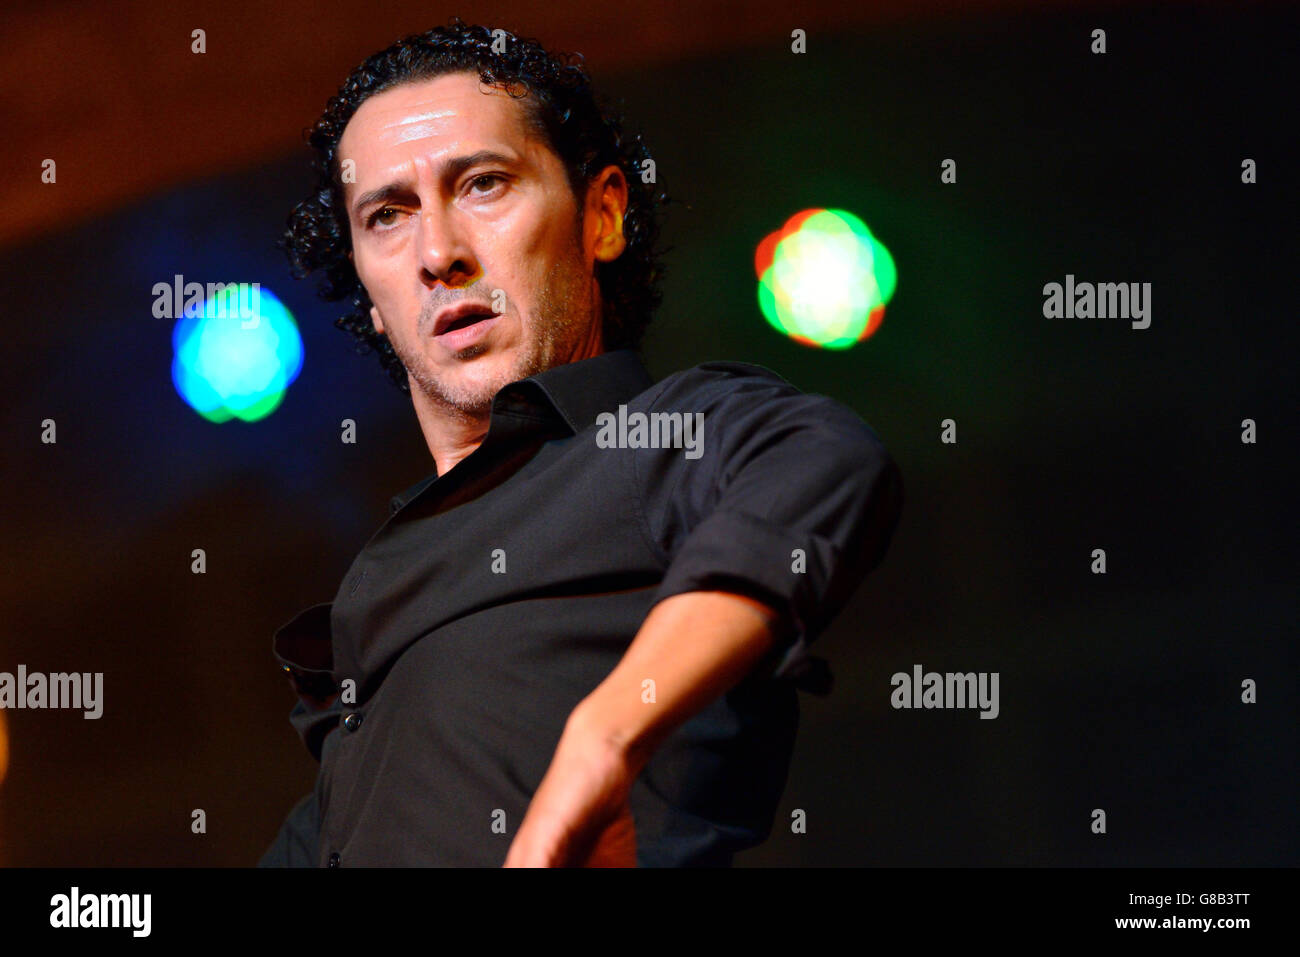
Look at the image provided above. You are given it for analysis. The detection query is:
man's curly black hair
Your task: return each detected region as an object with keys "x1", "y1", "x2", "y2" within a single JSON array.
[{"x1": 280, "y1": 17, "x2": 671, "y2": 393}]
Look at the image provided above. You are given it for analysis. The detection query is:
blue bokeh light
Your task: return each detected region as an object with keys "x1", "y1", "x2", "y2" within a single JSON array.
[{"x1": 171, "y1": 284, "x2": 303, "y2": 422}]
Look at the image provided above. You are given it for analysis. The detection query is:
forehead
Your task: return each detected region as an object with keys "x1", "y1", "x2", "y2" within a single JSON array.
[{"x1": 339, "y1": 71, "x2": 536, "y2": 170}]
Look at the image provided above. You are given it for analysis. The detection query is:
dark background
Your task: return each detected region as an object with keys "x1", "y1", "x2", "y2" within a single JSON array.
[{"x1": 0, "y1": 0, "x2": 1295, "y2": 866}]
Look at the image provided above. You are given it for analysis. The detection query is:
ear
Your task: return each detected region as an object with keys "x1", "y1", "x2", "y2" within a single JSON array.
[
  {"x1": 589, "y1": 165, "x2": 629, "y2": 264},
  {"x1": 370, "y1": 304, "x2": 384, "y2": 335}
]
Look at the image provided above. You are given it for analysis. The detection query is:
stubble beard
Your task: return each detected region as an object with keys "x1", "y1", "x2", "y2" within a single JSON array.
[{"x1": 391, "y1": 235, "x2": 596, "y2": 422}]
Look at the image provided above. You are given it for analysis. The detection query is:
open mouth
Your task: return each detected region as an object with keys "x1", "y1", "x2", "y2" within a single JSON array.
[{"x1": 438, "y1": 312, "x2": 494, "y2": 334}]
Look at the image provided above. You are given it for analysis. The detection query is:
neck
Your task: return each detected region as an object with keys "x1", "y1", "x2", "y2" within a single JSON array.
[
  {"x1": 411, "y1": 390, "x2": 491, "y2": 478},
  {"x1": 413, "y1": 312, "x2": 608, "y2": 477}
]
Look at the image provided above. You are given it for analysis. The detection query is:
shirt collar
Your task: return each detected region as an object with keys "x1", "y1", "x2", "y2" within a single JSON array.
[
  {"x1": 388, "y1": 348, "x2": 655, "y2": 513},
  {"x1": 505, "y1": 348, "x2": 655, "y2": 435}
]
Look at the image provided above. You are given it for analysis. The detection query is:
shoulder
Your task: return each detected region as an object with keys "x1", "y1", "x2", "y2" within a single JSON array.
[
  {"x1": 634, "y1": 359, "x2": 885, "y2": 445},
  {"x1": 633, "y1": 359, "x2": 800, "y2": 411}
]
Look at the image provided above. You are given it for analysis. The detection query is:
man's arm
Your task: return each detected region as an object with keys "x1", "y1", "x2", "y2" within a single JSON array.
[
  {"x1": 505, "y1": 364, "x2": 903, "y2": 867},
  {"x1": 502, "y1": 589, "x2": 785, "y2": 867},
  {"x1": 574, "y1": 589, "x2": 785, "y2": 772}
]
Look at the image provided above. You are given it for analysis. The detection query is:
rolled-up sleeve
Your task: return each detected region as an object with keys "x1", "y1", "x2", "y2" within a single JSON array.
[
  {"x1": 272, "y1": 601, "x2": 342, "y2": 762},
  {"x1": 636, "y1": 362, "x2": 903, "y2": 656},
  {"x1": 261, "y1": 601, "x2": 340, "y2": 866}
]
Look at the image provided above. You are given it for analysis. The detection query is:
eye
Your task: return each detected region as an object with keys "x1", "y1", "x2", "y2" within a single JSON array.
[
  {"x1": 466, "y1": 173, "x2": 507, "y2": 196},
  {"x1": 367, "y1": 206, "x2": 402, "y2": 229}
]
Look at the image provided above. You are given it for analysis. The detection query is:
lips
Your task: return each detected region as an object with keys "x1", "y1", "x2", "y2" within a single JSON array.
[{"x1": 431, "y1": 301, "x2": 498, "y2": 337}]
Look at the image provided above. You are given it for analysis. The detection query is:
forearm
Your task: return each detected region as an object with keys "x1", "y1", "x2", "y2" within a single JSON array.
[{"x1": 568, "y1": 589, "x2": 785, "y2": 776}]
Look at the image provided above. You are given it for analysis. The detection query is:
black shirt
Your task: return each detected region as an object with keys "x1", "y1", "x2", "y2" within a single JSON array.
[{"x1": 261, "y1": 348, "x2": 903, "y2": 867}]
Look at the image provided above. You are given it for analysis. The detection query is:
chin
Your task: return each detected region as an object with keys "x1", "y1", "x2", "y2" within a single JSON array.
[{"x1": 448, "y1": 349, "x2": 520, "y2": 390}]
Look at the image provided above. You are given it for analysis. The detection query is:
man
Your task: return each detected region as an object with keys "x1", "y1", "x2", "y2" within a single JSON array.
[{"x1": 260, "y1": 18, "x2": 903, "y2": 868}]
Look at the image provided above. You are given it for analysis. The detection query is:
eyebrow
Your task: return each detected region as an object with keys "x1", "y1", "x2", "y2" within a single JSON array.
[{"x1": 350, "y1": 149, "x2": 519, "y2": 219}]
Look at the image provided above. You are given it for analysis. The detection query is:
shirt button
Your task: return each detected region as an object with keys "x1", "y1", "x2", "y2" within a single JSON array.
[
  {"x1": 327, "y1": 852, "x2": 340, "y2": 868},
  {"x1": 343, "y1": 712, "x2": 363, "y2": 732}
]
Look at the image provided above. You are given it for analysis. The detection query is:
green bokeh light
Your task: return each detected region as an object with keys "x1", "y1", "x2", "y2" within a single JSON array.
[{"x1": 756, "y1": 208, "x2": 896, "y2": 349}]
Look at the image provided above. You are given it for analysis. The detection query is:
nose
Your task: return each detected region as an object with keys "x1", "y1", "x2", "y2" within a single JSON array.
[{"x1": 416, "y1": 206, "x2": 481, "y2": 289}]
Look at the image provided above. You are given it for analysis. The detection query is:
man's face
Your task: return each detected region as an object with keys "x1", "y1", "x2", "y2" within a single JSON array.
[{"x1": 340, "y1": 71, "x2": 626, "y2": 418}]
